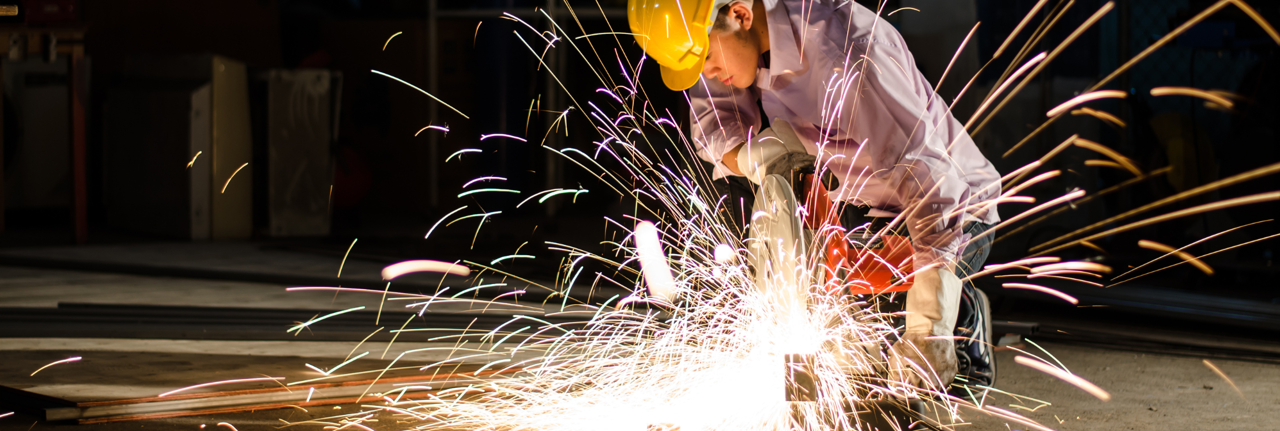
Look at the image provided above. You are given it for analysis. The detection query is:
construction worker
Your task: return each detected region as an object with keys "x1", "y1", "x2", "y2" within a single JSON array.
[{"x1": 628, "y1": 0, "x2": 1002, "y2": 394}]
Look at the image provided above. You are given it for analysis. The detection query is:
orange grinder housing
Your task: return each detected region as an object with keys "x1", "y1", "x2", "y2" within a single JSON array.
[{"x1": 799, "y1": 174, "x2": 914, "y2": 296}]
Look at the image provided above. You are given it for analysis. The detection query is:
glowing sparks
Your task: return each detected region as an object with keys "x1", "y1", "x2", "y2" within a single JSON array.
[
  {"x1": 480, "y1": 133, "x2": 528, "y2": 142},
  {"x1": 1015, "y1": 356, "x2": 1110, "y2": 401},
  {"x1": 1037, "y1": 191, "x2": 1280, "y2": 257},
  {"x1": 306, "y1": 352, "x2": 369, "y2": 376},
  {"x1": 381, "y1": 260, "x2": 470, "y2": 280},
  {"x1": 159, "y1": 377, "x2": 284, "y2": 397},
  {"x1": 457, "y1": 188, "x2": 520, "y2": 198},
  {"x1": 1137, "y1": 240, "x2": 1214, "y2": 275},
  {"x1": 988, "y1": 257, "x2": 1063, "y2": 269},
  {"x1": 258, "y1": 2, "x2": 1280, "y2": 429},
  {"x1": 992, "y1": 189, "x2": 1086, "y2": 229},
  {"x1": 634, "y1": 221, "x2": 676, "y2": 303},
  {"x1": 1003, "y1": 170, "x2": 1062, "y2": 197},
  {"x1": 186, "y1": 151, "x2": 202, "y2": 169},
  {"x1": 490, "y1": 254, "x2": 534, "y2": 265},
  {"x1": 517, "y1": 189, "x2": 563, "y2": 207},
  {"x1": 1072, "y1": 138, "x2": 1139, "y2": 176},
  {"x1": 415, "y1": 125, "x2": 450, "y2": 136},
  {"x1": 1032, "y1": 261, "x2": 1112, "y2": 274},
  {"x1": 537, "y1": 188, "x2": 588, "y2": 204},
  {"x1": 1085, "y1": 159, "x2": 1124, "y2": 169},
  {"x1": 1111, "y1": 222, "x2": 1276, "y2": 285},
  {"x1": 463, "y1": 176, "x2": 507, "y2": 188},
  {"x1": 371, "y1": 69, "x2": 469, "y2": 119},
  {"x1": 221, "y1": 162, "x2": 249, "y2": 194},
  {"x1": 1003, "y1": 283, "x2": 1079, "y2": 304},
  {"x1": 446, "y1": 149, "x2": 481, "y2": 162},
  {"x1": 1031, "y1": 163, "x2": 1280, "y2": 255},
  {"x1": 992, "y1": 2, "x2": 1118, "y2": 156},
  {"x1": 1202, "y1": 359, "x2": 1244, "y2": 399},
  {"x1": 383, "y1": 31, "x2": 403, "y2": 50},
  {"x1": 216, "y1": 422, "x2": 239, "y2": 431},
  {"x1": 0, "y1": 412, "x2": 11, "y2": 419},
  {"x1": 1150, "y1": 86, "x2": 1234, "y2": 109},
  {"x1": 288, "y1": 307, "x2": 366, "y2": 334},
  {"x1": 1046, "y1": 90, "x2": 1126, "y2": 118},
  {"x1": 713, "y1": 243, "x2": 734, "y2": 264},
  {"x1": 1231, "y1": 0, "x2": 1280, "y2": 44},
  {"x1": 573, "y1": 31, "x2": 645, "y2": 40},
  {"x1": 886, "y1": 6, "x2": 920, "y2": 16},
  {"x1": 426, "y1": 206, "x2": 468, "y2": 240},
  {"x1": 338, "y1": 238, "x2": 357, "y2": 278},
  {"x1": 1070, "y1": 107, "x2": 1125, "y2": 127},
  {"x1": 29, "y1": 356, "x2": 81, "y2": 376},
  {"x1": 991, "y1": 0, "x2": 1049, "y2": 59}
]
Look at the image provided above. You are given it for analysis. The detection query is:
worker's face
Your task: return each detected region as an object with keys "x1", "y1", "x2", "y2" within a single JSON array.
[{"x1": 703, "y1": 4, "x2": 759, "y2": 89}]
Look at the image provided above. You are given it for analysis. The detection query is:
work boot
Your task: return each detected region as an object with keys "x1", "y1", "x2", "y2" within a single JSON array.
[
  {"x1": 950, "y1": 284, "x2": 996, "y2": 399},
  {"x1": 888, "y1": 331, "x2": 957, "y2": 392}
]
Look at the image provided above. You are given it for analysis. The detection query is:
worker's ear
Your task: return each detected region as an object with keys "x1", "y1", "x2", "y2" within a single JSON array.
[{"x1": 729, "y1": 1, "x2": 754, "y2": 32}]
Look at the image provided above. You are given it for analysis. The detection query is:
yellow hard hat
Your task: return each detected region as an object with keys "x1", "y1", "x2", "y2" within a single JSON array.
[{"x1": 628, "y1": 0, "x2": 726, "y2": 91}]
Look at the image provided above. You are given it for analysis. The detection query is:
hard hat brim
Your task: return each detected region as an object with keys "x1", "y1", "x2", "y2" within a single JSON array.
[{"x1": 660, "y1": 60, "x2": 705, "y2": 91}]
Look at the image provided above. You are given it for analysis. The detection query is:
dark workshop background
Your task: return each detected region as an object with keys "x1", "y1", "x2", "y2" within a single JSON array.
[{"x1": 0, "y1": 0, "x2": 1277, "y2": 326}]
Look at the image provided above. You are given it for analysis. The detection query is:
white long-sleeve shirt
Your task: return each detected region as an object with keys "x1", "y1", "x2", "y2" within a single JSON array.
[{"x1": 689, "y1": 0, "x2": 1002, "y2": 269}]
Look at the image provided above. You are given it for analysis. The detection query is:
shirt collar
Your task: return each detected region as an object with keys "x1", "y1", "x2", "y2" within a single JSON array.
[{"x1": 756, "y1": 0, "x2": 805, "y2": 90}]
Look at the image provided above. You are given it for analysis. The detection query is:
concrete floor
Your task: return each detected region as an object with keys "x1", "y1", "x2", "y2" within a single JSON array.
[
  {"x1": 1, "y1": 265, "x2": 1278, "y2": 430},
  {"x1": 967, "y1": 344, "x2": 1280, "y2": 431},
  {"x1": 3, "y1": 342, "x2": 1276, "y2": 430}
]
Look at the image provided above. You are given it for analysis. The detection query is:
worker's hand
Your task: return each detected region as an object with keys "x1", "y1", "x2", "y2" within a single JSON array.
[
  {"x1": 763, "y1": 153, "x2": 840, "y2": 192},
  {"x1": 735, "y1": 120, "x2": 839, "y2": 190}
]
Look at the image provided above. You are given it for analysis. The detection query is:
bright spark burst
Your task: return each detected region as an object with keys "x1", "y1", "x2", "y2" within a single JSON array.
[{"x1": 273, "y1": 2, "x2": 1280, "y2": 431}]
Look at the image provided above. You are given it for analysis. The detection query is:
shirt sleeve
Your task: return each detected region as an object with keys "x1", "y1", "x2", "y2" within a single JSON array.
[
  {"x1": 840, "y1": 39, "x2": 972, "y2": 271},
  {"x1": 688, "y1": 77, "x2": 762, "y2": 178}
]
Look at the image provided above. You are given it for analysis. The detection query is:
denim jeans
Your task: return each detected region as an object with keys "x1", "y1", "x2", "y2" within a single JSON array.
[{"x1": 956, "y1": 221, "x2": 994, "y2": 281}]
